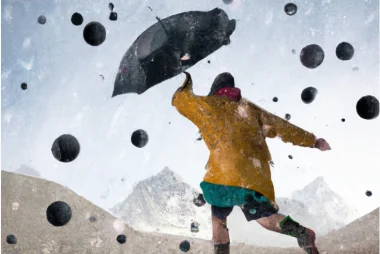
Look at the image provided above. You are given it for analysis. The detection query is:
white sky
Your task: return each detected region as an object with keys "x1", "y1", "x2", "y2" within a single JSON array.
[{"x1": 1, "y1": 0, "x2": 379, "y2": 221}]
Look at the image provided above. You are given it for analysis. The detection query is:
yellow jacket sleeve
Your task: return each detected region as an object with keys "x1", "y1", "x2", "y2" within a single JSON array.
[
  {"x1": 259, "y1": 109, "x2": 316, "y2": 147},
  {"x1": 247, "y1": 101, "x2": 316, "y2": 148},
  {"x1": 172, "y1": 72, "x2": 206, "y2": 125}
]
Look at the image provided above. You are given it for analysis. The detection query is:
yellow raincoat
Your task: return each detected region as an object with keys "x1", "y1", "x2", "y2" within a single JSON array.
[{"x1": 172, "y1": 73, "x2": 316, "y2": 203}]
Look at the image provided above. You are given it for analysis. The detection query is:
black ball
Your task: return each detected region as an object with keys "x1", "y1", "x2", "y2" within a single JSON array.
[
  {"x1": 341, "y1": 118, "x2": 345, "y2": 122},
  {"x1": 51, "y1": 134, "x2": 80, "y2": 162},
  {"x1": 207, "y1": 60, "x2": 211, "y2": 64},
  {"x1": 366, "y1": 190, "x2": 372, "y2": 197},
  {"x1": 284, "y1": 3, "x2": 297, "y2": 16},
  {"x1": 21, "y1": 83, "x2": 27, "y2": 90},
  {"x1": 83, "y1": 22, "x2": 106, "y2": 46},
  {"x1": 6, "y1": 235, "x2": 17, "y2": 244},
  {"x1": 46, "y1": 201, "x2": 72, "y2": 226},
  {"x1": 179, "y1": 240, "x2": 191, "y2": 252},
  {"x1": 109, "y1": 3, "x2": 115, "y2": 11},
  {"x1": 223, "y1": 0, "x2": 233, "y2": 4},
  {"x1": 38, "y1": 15, "x2": 46, "y2": 24},
  {"x1": 336, "y1": 42, "x2": 354, "y2": 61},
  {"x1": 285, "y1": 114, "x2": 291, "y2": 120},
  {"x1": 89, "y1": 216, "x2": 96, "y2": 222},
  {"x1": 109, "y1": 12, "x2": 118, "y2": 21},
  {"x1": 116, "y1": 234, "x2": 127, "y2": 244},
  {"x1": 190, "y1": 222, "x2": 199, "y2": 233},
  {"x1": 356, "y1": 95, "x2": 379, "y2": 120},
  {"x1": 193, "y1": 193, "x2": 206, "y2": 207},
  {"x1": 292, "y1": 49, "x2": 296, "y2": 54},
  {"x1": 301, "y1": 87, "x2": 318, "y2": 104},
  {"x1": 288, "y1": 155, "x2": 293, "y2": 159},
  {"x1": 300, "y1": 44, "x2": 325, "y2": 69},
  {"x1": 71, "y1": 12, "x2": 83, "y2": 26},
  {"x1": 273, "y1": 97, "x2": 278, "y2": 102},
  {"x1": 131, "y1": 130, "x2": 149, "y2": 148}
]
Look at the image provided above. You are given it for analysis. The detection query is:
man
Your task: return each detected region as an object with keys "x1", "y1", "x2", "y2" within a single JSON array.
[{"x1": 172, "y1": 72, "x2": 331, "y2": 254}]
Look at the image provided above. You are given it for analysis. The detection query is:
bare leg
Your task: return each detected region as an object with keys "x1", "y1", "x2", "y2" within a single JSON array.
[
  {"x1": 256, "y1": 213, "x2": 287, "y2": 233},
  {"x1": 212, "y1": 213, "x2": 230, "y2": 254},
  {"x1": 212, "y1": 213, "x2": 230, "y2": 244}
]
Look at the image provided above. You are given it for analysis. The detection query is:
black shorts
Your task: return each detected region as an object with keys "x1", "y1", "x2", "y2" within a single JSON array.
[{"x1": 211, "y1": 202, "x2": 279, "y2": 221}]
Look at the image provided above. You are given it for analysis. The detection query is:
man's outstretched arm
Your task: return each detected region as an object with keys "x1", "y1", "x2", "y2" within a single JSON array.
[{"x1": 256, "y1": 106, "x2": 322, "y2": 149}]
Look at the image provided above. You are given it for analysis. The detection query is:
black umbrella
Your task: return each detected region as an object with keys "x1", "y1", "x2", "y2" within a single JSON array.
[{"x1": 112, "y1": 8, "x2": 236, "y2": 97}]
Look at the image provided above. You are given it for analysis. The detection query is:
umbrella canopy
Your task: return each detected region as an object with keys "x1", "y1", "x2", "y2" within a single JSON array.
[{"x1": 112, "y1": 8, "x2": 236, "y2": 97}]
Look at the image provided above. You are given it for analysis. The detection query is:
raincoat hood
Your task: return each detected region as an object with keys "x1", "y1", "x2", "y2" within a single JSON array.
[{"x1": 208, "y1": 72, "x2": 235, "y2": 96}]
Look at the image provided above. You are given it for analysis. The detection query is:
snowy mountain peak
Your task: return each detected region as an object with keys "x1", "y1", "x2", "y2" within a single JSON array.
[
  {"x1": 292, "y1": 176, "x2": 337, "y2": 202},
  {"x1": 155, "y1": 166, "x2": 184, "y2": 183},
  {"x1": 111, "y1": 167, "x2": 211, "y2": 238},
  {"x1": 308, "y1": 176, "x2": 329, "y2": 189},
  {"x1": 292, "y1": 176, "x2": 359, "y2": 226}
]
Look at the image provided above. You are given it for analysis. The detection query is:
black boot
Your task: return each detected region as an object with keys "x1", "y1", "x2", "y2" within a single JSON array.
[{"x1": 214, "y1": 242, "x2": 230, "y2": 254}]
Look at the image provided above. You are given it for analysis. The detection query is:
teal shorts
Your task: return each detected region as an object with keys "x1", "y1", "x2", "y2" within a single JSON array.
[{"x1": 200, "y1": 181, "x2": 278, "y2": 220}]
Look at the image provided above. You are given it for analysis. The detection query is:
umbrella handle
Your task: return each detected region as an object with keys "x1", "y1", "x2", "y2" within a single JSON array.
[{"x1": 180, "y1": 72, "x2": 192, "y2": 90}]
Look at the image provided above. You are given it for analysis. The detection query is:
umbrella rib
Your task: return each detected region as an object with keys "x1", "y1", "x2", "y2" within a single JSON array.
[{"x1": 156, "y1": 16, "x2": 170, "y2": 38}]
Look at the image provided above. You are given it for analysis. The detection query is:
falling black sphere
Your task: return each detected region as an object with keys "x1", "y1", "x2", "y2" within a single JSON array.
[
  {"x1": 109, "y1": 12, "x2": 118, "y2": 21},
  {"x1": 273, "y1": 97, "x2": 278, "y2": 102},
  {"x1": 292, "y1": 49, "x2": 296, "y2": 54},
  {"x1": 38, "y1": 15, "x2": 46, "y2": 24},
  {"x1": 356, "y1": 95, "x2": 379, "y2": 120},
  {"x1": 21, "y1": 83, "x2": 27, "y2": 90},
  {"x1": 288, "y1": 155, "x2": 293, "y2": 159},
  {"x1": 131, "y1": 129, "x2": 149, "y2": 148},
  {"x1": 46, "y1": 201, "x2": 72, "y2": 226},
  {"x1": 89, "y1": 216, "x2": 96, "y2": 222},
  {"x1": 116, "y1": 234, "x2": 127, "y2": 244},
  {"x1": 190, "y1": 222, "x2": 199, "y2": 233},
  {"x1": 223, "y1": 0, "x2": 233, "y2": 4},
  {"x1": 285, "y1": 114, "x2": 291, "y2": 120},
  {"x1": 71, "y1": 12, "x2": 83, "y2": 26},
  {"x1": 207, "y1": 60, "x2": 211, "y2": 64},
  {"x1": 6, "y1": 235, "x2": 17, "y2": 244},
  {"x1": 179, "y1": 240, "x2": 191, "y2": 252},
  {"x1": 284, "y1": 3, "x2": 297, "y2": 16},
  {"x1": 341, "y1": 118, "x2": 345, "y2": 122},
  {"x1": 301, "y1": 87, "x2": 318, "y2": 104},
  {"x1": 336, "y1": 42, "x2": 354, "y2": 61},
  {"x1": 83, "y1": 22, "x2": 106, "y2": 46},
  {"x1": 51, "y1": 134, "x2": 80, "y2": 162},
  {"x1": 366, "y1": 190, "x2": 372, "y2": 197},
  {"x1": 300, "y1": 44, "x2": 325, "y2": 69},
  {"x1": 193, "y1": 193, "x2": 206, "y2": 207},
  {"x1": 109, "y1": 3, "x2": 115, "y2": 11}
]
